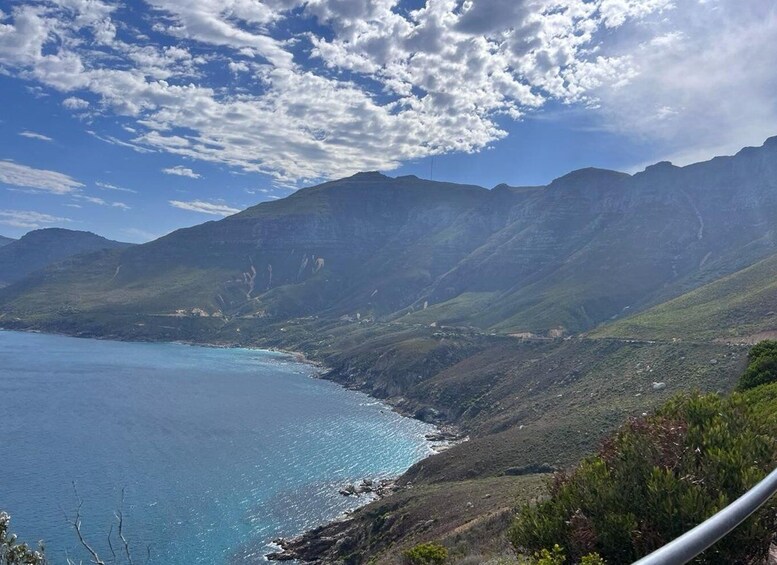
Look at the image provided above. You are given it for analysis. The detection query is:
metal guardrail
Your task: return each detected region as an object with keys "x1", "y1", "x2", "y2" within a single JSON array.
[{"x1": 632, "y1": 466, "x2": 777, "y2": 564}]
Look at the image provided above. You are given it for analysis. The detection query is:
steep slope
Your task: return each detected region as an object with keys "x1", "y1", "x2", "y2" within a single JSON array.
[
  {"x1": 0, "y1": 173, "x2": 506, "y2": 323},
  {"x1": 402, "y1": 138, "x2": 777, "y2": 332},
  {"x1": 254, "y1": 320, "x2": 745, "y2": 564},
  {"x1": 2, "y1": 137, "x2": 777, "y2": 335},
  {"x1": 594, "y1": 250, "x2": 777, "y2": 342},
  {"x1": 0, "y1": 235, "x2": 14, "y2": 248},
  {"x1": 0, "y1": 229, "x2": 131, "y2": 287}
]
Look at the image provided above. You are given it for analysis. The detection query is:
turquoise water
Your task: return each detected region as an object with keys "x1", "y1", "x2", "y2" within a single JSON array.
[{"x1": 0, "y1": 330, "x2": 434, "y2": 563}]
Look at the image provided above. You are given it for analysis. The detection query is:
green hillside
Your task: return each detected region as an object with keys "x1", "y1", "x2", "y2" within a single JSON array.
[
  {"x1": 3, "y1": 139, "x2": 777, "y2": 564},
  {"x1": 0, "y1": 228, "x2": 131, "y2": 287},
  {"x1": 595, "y1": 251, "x2": 777, "y2": 342},
  {"x1": 4, "y1": 138, "x2": 777, "y2": 336}
]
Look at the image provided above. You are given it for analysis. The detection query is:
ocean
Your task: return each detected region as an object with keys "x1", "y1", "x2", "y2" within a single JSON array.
[{"x1": 0, "y1": 330, "x2": 435, "y2": 563}]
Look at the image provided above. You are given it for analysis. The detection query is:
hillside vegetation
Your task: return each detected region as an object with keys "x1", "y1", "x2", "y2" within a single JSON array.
[
  {"x1": 511, "y1": 343, "x2": 777, "y2": 565},
  {"x1": 3, "y1": 139, "x2": 777, "y2": 563},
  {"x1": 594, "y1": 250, "x2": 777, "y2": 342},
  {"x1": 4, "y1": 138, "x2": 777, "y2": 335},
  {"x1": 0, "y1": 228, "x2": 130, "y2": 287}
]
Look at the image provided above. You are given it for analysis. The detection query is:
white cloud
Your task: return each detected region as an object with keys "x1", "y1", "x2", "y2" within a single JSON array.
[
  {"x1": 0, "y1": 160, "x2": 83, "y2": 194},
  {"x1": 169, "y1": 199, "x2": 241, "y2": 216},
  {"x1": 96, "y1": 181, "x2": 138, "y2": 193},
  {"x1": 162, "y1": 165, "x2": 202, "y2": 178},
  {"x1": 598, "y1": 0, "x2": 674, "y2": 28},
  {"x1": 0, "y1": 209, "x2": 71, "y2": 229},
  {"x1": 0, "y1": 0, "x2": 773, "y2": 183},
  {"x1": 145, "y1": 0, "x2": 293, "y2": 68},
  {"x1": 62, "y1": 96, "x2": 89, "y2": 110},
  {"x1": 73, "y1": 193, "x2": 131, "y2": 209},
  {"x1": 590, "y1": 0, "x2": 777, "y2": 165},
  {"x1": 19, "y1": 130, "x2": 53, "y2": 142}
]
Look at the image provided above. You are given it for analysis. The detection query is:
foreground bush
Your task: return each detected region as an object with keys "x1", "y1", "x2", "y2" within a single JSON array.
[
  {"x1": 0, "y1": 513, "x2": 46, "y2": 565},
  {"x1": 738, "y1": 339, "x2": 777, "y2": 390},
  {"x1": 404, "y1": 542, "x2": 448, "y2": 564},
  {"x1": 510, "y1": 387, "x2": 777, "y2": 564}
]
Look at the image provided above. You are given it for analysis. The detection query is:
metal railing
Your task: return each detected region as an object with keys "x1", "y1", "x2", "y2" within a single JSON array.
[{"x1": 632, "y1": 466, "x2": 777, "y2": 564}]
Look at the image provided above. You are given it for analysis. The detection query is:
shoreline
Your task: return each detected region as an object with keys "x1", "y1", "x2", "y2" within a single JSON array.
[
  {"x1": 0, "y1": 325, "x2": 457, "y2": 430},
  {"x1": 0, "y1": 325, "x2": 463, "y2": 563}
]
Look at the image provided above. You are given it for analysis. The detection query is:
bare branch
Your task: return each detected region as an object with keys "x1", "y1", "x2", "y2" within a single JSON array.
[
  {"x1": 115, "y1": 488, "x2": 133, "y2": 565},
  {"x1": 68, "y1": 482, "x2": 106, "y2": 565},
  {"x1": 107, "y1": 522, "x2": 117, "y2": 564}
]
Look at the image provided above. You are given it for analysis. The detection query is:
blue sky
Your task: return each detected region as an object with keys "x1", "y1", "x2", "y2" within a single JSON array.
[{"x1": 0, "y1": 0, "x2": 775, "y2": 242}]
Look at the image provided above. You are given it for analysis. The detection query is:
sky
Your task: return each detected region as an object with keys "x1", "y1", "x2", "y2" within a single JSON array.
[{"x1": 0, "y1": 0, "x2": 775, "y2": 242}]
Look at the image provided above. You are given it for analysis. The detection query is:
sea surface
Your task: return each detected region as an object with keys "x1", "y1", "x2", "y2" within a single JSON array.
[{"x1": 0, "y1": 330, "x2": 435, "y2": 564}]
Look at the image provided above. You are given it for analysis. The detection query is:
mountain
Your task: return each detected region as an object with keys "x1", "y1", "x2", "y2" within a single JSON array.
[
  {"x1": 2, "y1": 138, "x2": 777, "y2": 334},
  {"x1": 2, "y1": 143, "x2": 775, "y2": 564},
  {"x1": 594, "y1": 249, "x2": 777, "y2": 342},
  {"x1": 0, "y1": 235, "x2": 14, "y2": 248},
  {"x1": 0, "y1": 228, "x2": 132, "y2": 287}
]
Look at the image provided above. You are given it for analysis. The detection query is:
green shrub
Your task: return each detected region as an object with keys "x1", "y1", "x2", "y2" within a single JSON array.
[
  {"x1": 404, "y1": 542, "x2": 448, "y2": 565},
  {"x1": 0, "y1": 512, "x2": 46, "y2": 565},
  {"x1": 738, "y1": 340, "x2": 777, "y2": 390},
  {"x1": 528, "y1": 545, "x2": 565, "y2": 565},
  {"x1": 510, "y1": 389, "x2": 777, "y2": 564},
  {"x1": 516, "y1": 545, "x2": 604, "y2": 565}
]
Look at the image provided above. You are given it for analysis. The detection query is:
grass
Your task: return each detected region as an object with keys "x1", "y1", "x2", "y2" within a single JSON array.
[{"x1": 593, "y1": 251, "x2": 777, "y2": 341}]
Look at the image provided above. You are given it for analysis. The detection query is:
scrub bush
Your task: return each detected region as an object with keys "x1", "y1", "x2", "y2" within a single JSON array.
[
  {"x1": 738, "y1": 340, "x2": 777, "y2": 390},
  {"x1": 404, "y1": 542, "x2": 448, "y2": 564},
  {"x1": 0, "y1": 513, "x2": 46, "y2": 565},
  {"x1": 510, "y1": 387, "x2": 777, "y2": 564}
]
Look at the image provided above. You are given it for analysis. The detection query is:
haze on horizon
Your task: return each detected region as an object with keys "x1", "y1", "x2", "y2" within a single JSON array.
[{"x1": 0, "y1": 0, "x2": 775, "y2": 242}]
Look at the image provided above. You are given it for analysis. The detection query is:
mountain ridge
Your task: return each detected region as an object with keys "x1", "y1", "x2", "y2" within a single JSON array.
[
  {"x1": 0, "y1": 228, "x2": 131, "y2": 288},
  {"x1": 2, "y1": 140, "x2": 775, "y2": 564},
  {"x1": 3, "y1": 136, "x2": 777, "y2": 334}
]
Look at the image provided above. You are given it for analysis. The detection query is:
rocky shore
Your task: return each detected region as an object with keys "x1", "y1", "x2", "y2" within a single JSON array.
[
  {"x1": 267, "y1": 478, "x2": 398, "y2": 562},
  {"x1": 266, "y1": 517, "x2": 358, "y2": 563},
  {"x1": 264, "y1": 429, "x2": 468, "y2": 562},
  {"x1": 338, "y1": 477, "x2": 396, "y2": 498}
]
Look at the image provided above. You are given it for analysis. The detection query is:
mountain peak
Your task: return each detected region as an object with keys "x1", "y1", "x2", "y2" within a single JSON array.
[
  {"x1": 347, "y1": 171, "x2": 389, "y2": 181},
  {"x1": 0, "y1": 228, "x2": 131, "y2": 286},
  {"x1": 642, "y1": 160, "x2": 678, "y2": 173},
  {"x1": 549, "y1": 167, "x2": 630, "y2": 189},
  {"x1": 19, "y1": 228, "x2": 108, "y2": 242}
]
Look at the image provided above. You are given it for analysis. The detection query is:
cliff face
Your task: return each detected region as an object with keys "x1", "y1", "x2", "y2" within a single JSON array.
[{"x1": 2, "y1": 138, "x2": 777, "y2": 334}]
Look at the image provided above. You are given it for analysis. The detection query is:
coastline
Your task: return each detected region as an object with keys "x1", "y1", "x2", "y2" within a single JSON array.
[
  {"x1": 0, "y1": 325, "x2": 461, "y2": 563},
  {"x1": 0, "y1": 325, "x2": 458, "y2": 431}
]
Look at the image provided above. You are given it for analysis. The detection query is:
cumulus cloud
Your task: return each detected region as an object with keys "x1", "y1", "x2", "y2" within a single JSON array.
[
  {"x1": 19, "y1": 130, "x2": 53, "y2": 142},
  {"x1": 0, "y1": 209, "x2": 71, "y2": 229},
  {"x1": 0, "y1": 0, "x2": 773, "y2": 183},
  {"x1": 162, "y1": 165, "x2": 202, "y2": 178},
  {"x1": 169, "y1": 199, "x2": 241, "y2": 216},
  {"x1": 0, "y1": 160, "x2": 83, "y2": 194},
  {"x1": 62, "y1": 96, "x2": 89, "y2": 110}
]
